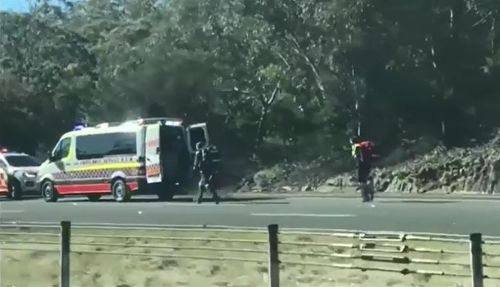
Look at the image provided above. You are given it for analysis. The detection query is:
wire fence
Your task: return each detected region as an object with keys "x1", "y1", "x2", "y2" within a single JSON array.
[{"x1": 1, "y1": 222, "x2": 500, "y2": 287}]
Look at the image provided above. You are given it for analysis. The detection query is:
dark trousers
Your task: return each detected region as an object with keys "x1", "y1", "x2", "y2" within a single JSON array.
[
  {"x1": 358, "y1": 163, "x2": 371, "y2": 183},
  {"x1": 196, "y1": 172, "x2": 220, "y2": 203},
  {"x1": 358, "y1": 164, "x2": 374, "y2": 202}
]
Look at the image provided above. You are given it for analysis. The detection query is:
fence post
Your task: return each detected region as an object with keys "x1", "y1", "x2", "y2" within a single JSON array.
[
  {"x1": 268, "y1": 224, "x2": 279, "y2": 287},
  {"x1": 469, "y1": 233, "x2": 484, "y2": 287},
  {"x1": 60, "y1": 221, "x2": 71, "y2": 287}
]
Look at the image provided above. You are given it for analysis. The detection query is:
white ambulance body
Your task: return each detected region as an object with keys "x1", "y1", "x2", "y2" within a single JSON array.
[{"x1": 36, "y1": 118, "x2": 209, "y2": 202}]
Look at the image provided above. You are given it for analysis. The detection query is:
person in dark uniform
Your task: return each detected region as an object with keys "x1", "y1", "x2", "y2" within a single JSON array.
[
  {"x1": 193, "y1": 141, "x2": 221, "y2": 204},
  {"x1": 350, "y1": 137, "x2": 376, "y2": 202}
]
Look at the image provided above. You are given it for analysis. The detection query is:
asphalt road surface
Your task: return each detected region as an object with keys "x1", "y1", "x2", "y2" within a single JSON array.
[{"x1": 1, "y1": 194, "x2": 500, "y2": 236}]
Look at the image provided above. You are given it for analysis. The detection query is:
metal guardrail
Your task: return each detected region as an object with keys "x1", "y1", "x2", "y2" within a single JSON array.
[{"x1": 1, "y1": 222, "x2": 500, "y2": 287}]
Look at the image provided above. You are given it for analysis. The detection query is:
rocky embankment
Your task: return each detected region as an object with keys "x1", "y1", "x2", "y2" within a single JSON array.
[
  {"x1": 238, "y1": 133, "x2": 500, "y2": 194},
  {"x1": 235, "y1": 160, "x2": 330, "y2": 193},
  {"x1": 376, "y1": 144, "x2": 500, "y2": 194},
  {"x1": 330, "y1": 145, "x2": 500, "y2": 194}
]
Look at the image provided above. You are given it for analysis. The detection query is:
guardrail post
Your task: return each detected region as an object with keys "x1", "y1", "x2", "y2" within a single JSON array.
[
  {"x1": 60, "y1": 221, "x2": 71, "y2": 287},
  {"x1": 268, "y1": 224, "x2": 279, "y2": 287},
  {"x1": 469, "y1": 233, "x2": 484, "y2": 287}
]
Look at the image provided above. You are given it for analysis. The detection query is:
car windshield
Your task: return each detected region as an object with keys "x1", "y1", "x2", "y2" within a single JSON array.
[{"x1": 5, "y1": 155, "x2": 41, "y2": 167}]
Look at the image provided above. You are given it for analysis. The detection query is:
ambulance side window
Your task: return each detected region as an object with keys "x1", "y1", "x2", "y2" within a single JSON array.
[
  {"x1": 76, "y1": 132, "x2": 137, "y2": 160},
  {"x1": 53, "y1": 138, "x2": 71, "y2": 161}
]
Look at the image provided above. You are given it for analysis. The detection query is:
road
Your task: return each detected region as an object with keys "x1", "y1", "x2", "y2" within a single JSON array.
[{"x1": 1, "y1": 194, "x2": 500, "y2": 235}]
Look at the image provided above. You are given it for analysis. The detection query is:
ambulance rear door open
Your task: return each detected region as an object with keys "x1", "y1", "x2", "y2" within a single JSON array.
[
  {"x1": 186, "y1": 123, "x2": 209, "y2": 154},
  {"x1": 145, "y1": 123, "x2": 162, "y2": 183}
]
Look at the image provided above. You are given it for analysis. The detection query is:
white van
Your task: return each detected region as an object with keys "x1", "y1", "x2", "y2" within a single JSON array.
[{"x1": 36, "y1": 118, "x2": 209, "y2": 202}]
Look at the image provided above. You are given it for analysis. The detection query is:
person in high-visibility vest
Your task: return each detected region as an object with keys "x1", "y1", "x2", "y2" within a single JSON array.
[{"x1": 350, "y1": 137, "x2": 376, "y2": 202}]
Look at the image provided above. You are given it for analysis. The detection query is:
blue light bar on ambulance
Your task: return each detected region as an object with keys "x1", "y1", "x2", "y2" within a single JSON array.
[{"x1": 74, "y1": 122, "x2": 87, "y2": 131}]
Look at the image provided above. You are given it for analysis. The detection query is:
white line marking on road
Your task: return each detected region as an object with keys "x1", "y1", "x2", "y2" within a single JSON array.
[
  {"x1": 162, "y1": 203, "x2": 245, "y2": 207},
  {"x1": 251, "y1": 213, "x2": 355, "y2": 218},
  {"x1": 0, "y1": 210, "x2": 24, "y2": 213}
]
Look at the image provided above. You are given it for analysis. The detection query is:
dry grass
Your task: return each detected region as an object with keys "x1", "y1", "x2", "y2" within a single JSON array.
[{"x1": 1, "y1": 227, "x2": 500, "y2": 287}]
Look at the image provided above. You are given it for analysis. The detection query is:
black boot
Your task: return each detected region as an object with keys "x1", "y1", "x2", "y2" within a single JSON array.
[
  {"x1": 361, "y1": 183, "x2": 369, "y2": 202},
  {"x1": 195, "y1": 190, "x2": 203, "y2": 204}
]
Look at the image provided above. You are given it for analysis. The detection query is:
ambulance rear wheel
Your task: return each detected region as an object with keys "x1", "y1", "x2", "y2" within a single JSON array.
[
  {"x1": 42, "y1": 180, "x2": 58, "y2": 202},
  {"x1": 112, "y1": 179, "x2": 131, "y2": 202}
]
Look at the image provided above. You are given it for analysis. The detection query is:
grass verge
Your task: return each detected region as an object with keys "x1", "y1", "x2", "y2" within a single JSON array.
[{"x1": 1, "y1": 227, "x2": 500, "y2": 287}]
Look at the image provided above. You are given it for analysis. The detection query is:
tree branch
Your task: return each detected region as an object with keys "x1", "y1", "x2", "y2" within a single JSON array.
[
  {"x1": 268, "y1": 80, "x2": 280, "y2": 106},
  {"x1": 286, "y1": 33, "x2": 326, "y2": 104},
  {"x1": 276, "y1": 51, "x2": 291, "y2": 70}
]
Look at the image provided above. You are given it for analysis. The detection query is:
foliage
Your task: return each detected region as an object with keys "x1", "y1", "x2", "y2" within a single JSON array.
[{"x1": 0, "y1": 0, "x2": 499, "y2": 159}]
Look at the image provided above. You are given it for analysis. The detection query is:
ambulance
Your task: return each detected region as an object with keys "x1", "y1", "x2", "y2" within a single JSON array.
[{"x1": 36, "y1": 118, "x2": 209, "y2": 202}]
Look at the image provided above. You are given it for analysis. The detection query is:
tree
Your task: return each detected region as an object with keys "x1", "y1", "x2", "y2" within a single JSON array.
[{"x1": 1, "y1": 0, "x2": 499, "y2": 160}]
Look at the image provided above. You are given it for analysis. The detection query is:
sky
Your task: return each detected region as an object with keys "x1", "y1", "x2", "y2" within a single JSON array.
[
  {"x1": 0, "y1": 0, "x2": 64, "y2": 12},
  {"x1": 0, "y1": 0, "x2": 31, "y2": 11}
]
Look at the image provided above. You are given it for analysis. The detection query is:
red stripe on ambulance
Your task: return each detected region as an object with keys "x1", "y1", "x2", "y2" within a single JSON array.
[{"x1": 55, "y1": 181, "x2": 139, "y2": 195}]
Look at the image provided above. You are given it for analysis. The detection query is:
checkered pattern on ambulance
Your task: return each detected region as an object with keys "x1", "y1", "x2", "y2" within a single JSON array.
[
  {"x1": 52, "y1": 157, "x2": 144, "y2": 183},
  {"x1": 53, "y1": 167, "x2": 142, "y2": 181}
]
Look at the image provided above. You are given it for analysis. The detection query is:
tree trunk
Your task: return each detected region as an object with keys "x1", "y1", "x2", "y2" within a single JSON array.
[
  {"x1": 256, "y1": 106, "x2": 269, "y2": 149},
  {"x1": 254, "y1": 82, "x2": 281, "y2": 152}
]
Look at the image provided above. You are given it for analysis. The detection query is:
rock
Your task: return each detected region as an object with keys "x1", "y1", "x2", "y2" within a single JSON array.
[
  {"x1": 379, "y1": 179, "x2": 390, "y2": 192},
  {"x1": 253, "y1": 165, "x2": 286, "y2": 188},
  {"x1": 301, "y1": 184, "x2": 313, "y2": 192},
  {"x1": 237, "y1": 184, "x2": 251, "y2": 193},
  {"x1": 325, "y1": 178, "x2": 337, "y2": 186},
  {"x1": 251, "y1": 186, "x2": 263, "y2": 193},
  {"x1": 325, "y1": 174, "x2": 355, "y2": 188},
  {"x1": 316, "y1": 185, "x2": 337, "y2": 193}
]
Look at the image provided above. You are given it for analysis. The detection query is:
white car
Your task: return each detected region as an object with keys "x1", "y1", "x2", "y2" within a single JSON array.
[{"x1": 0, "y1": 148, "x2": 41, "y2": 199}]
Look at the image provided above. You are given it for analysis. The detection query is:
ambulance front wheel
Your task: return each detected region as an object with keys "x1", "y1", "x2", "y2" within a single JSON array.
[
  {"x1": 41, "y1": 180, "x2": 58, "y2": 202},
  {"x1": 112, "y1": 179, "x2": 131, "y2": 202}
]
